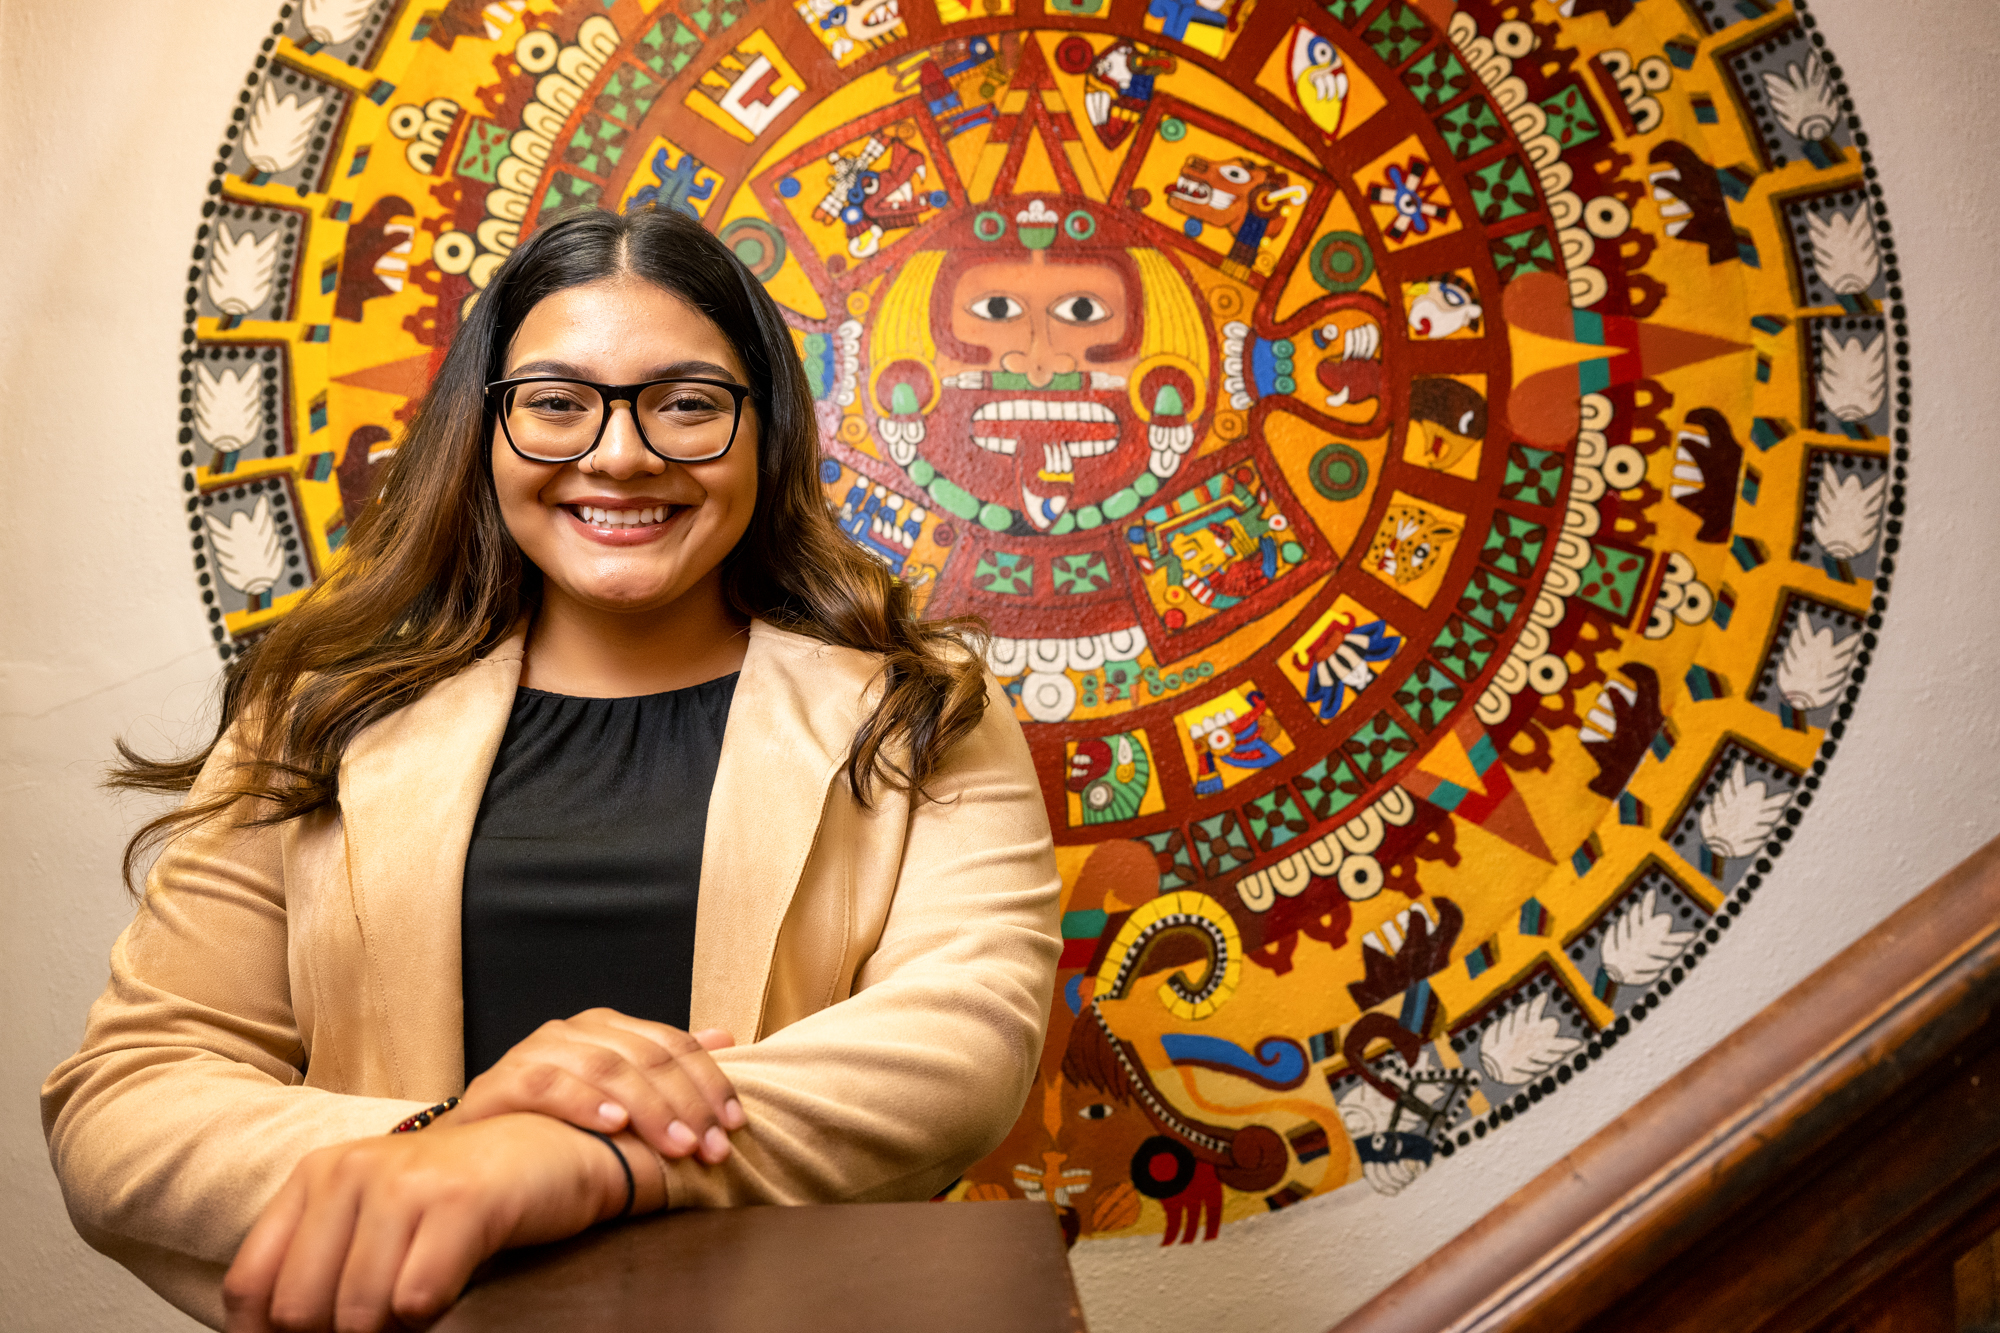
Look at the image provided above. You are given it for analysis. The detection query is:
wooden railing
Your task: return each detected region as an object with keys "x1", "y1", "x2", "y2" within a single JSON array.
[{"x1": 1331, "y1": 835, "x2": 2000, "y2": 1333}]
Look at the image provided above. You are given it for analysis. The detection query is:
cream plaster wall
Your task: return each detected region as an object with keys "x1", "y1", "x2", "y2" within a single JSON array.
[{"x1": 1, "y1": 2, "x2": 1994, "y2": 1330}]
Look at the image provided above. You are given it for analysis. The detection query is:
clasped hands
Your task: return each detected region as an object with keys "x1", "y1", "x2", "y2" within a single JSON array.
[{"x1": 222, "y1": 1009, "x2": 745, "y2": 1332}]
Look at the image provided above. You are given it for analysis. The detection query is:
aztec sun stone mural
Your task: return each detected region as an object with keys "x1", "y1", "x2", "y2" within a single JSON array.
[{"x1": 178, "y1": 0, "x2": 1908, "y2": 1247}]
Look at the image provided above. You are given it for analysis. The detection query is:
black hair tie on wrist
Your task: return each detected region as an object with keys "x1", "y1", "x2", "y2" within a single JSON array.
[{"x1": 576, "y1": 1126, "x2": 635, "y2": 1220}]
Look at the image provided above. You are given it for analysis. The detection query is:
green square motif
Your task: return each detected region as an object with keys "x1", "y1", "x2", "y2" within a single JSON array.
[
  {"x1": 541, "y1": 172, "x2": 603, "y2": 214},
  {"x1": 1481, "y1": 512, "x2": 1546, "y2": 578},
  {"x1": 563, "y1": 115, "x2": 628, "y2": 174},
  {"x1": 1364, "y1": 2, "x2": 1430, "y2": 66},
  {"x1": 1052, "y1": 552, "x2": 1111, "y2": 595},
  {"x1": 1403, "y1": 48, "x2": 1471, "y2": 112},
  {"x1": 639, "y1": 16, "x2": 702, "y2": 77},
  {"x1": 1457, "y1": 566, "x2": 1524, "y2": 632},
  {"x1": 1501, "y1": 443, "x2": 1565, "y2": 507},
  {"x1": 1395, "y1": 661, "x2": 1463, "y2": 732},
  {"x1": 1346, "y1": 714, "x2": 1415, "y2": 782},
  {"x1": 1324, "y1": 0, "x2": 1373, "y2": 22},
  {"x1": 455, "y1": 119, "x2": 510, "y2": 183},
  {"x1": 974, "y1": 551, "x2": 1034, "y2": 596},
  {"x1": 1436, "y1": 97, "x2": 1504, "y2": 159},
  {"x1": 1471, "y1": 156, "x2": 1537, "y2": 225},
  {"x1": 1292, "y1": 754, "x2": 1364, "y2": 822},
  {"x1": 1140, "y1": 828, "x2": 1196, "y2": 892},
  {"x1": 1191, "y1": 813, "x2": 1255, "y2": 878},
  {"x1": 1542, "y1": 82, "x2": 1603, "y2": 151},
  {"x1": 1491, "y1": 226, "x2": 1558, "y2": 281},
  {"x1": 1242, "y1": 789, "x2": 1310, "y2": 852},
  {"x1": 1432, "y1": 614, "x2": 1497, "y2": 682},
  {"x1": 1575, "y1": 543, "x2": 1652, "y2": 621}
]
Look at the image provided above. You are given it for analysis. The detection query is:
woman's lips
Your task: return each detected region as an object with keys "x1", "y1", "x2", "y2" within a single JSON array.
[{"x1": 561, "y1": 502, "x2": 689, "y2": 545}]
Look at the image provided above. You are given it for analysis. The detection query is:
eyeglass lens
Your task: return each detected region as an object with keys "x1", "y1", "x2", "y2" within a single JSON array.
[{"x1": 501, "y1": 380, "x2": 739, "y2": 462}]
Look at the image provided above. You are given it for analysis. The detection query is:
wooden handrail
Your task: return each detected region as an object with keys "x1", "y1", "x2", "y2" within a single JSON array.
[{"x1": 1331, "y1": 834, "x2": 2000, "y2": 1333}]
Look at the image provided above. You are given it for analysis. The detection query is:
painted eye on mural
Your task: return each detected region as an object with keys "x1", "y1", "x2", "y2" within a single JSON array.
[
  {"x1": 1049, "y1": 294, "x2": 1114, "y2": 325},
  {"x1": 966, "y1": 294, "x2": 1025, "y2": 322},
  {"x1": 1218, "y1": 162, "x2": 1252, "y2": 185},
  {"x1": 1078, "y1": 1103, "x2": 1117, "y2": 1120}
]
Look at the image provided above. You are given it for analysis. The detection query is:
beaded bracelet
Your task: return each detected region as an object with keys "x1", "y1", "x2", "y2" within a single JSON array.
[{"x1": 389, "y1": 1097, "x2": 460, "y2": 1134}]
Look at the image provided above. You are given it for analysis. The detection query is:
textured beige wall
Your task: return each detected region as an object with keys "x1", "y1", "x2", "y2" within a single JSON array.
[{"x1": 2, "y1": 2, "x2": 1996, "y2": 1330}]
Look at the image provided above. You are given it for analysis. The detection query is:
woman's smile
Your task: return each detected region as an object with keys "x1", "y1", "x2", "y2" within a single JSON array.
[
  {"x1": 558, "y1": 495, "x2": 696, "y2": 543},
  {"x1": 492, "y1": 277, "x2": 760, "y2": 620}
]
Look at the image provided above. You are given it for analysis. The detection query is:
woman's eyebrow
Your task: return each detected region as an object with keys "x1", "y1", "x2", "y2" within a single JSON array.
[{"x1": 503, "y1": 358, "x2": 740, "y2": 381}]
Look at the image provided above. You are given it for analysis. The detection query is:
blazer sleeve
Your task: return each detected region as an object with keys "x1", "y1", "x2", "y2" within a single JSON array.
[
  {"x1": 41, "y1": 732, "x2": 429, "y2": 1328},
  {"x1": 662, "y1": 676, "x2": 1062, "y2": 1209}
]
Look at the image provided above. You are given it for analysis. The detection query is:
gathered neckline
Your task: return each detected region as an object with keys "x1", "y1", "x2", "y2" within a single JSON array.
[{"x1": 516, "y1": 671, "x2": 740, "y2": 705}]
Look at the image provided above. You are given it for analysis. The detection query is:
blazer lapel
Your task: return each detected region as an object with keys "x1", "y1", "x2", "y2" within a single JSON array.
[
  {"x1": 337, "y1": 631, "x2": 524, "y2": 1098},
  {"x1": 691, "y1": 620, "x2": 880, "y2": 1042}
]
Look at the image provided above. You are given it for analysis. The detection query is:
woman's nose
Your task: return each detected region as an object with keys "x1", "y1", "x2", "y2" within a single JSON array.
[{"x1": 581, "y1": 400, "x2": 667, "y2": 478}]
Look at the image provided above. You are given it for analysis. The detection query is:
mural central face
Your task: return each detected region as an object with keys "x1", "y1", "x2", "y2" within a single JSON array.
[
  {"x1": 177, "y1": 0, "x2": 1906, "y2": 1260},
  {"x1": 930, "y1": 240, "x2": 1153, "y2": 528}
]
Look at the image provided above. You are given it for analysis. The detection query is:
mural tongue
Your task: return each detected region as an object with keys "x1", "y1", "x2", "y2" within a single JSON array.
[{"x1": 180, "y1": 0, "x2": 1906, "y2": 1254}]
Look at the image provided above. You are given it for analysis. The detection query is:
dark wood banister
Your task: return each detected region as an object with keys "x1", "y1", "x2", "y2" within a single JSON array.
[{"x1": 1331, "y1": 834, "x2": 2000, "y2": 1333}]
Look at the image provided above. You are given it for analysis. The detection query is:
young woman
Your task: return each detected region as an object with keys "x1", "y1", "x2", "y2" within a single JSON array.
[{"x1": 43, "y1": 208, "x2": 1061, "y2": 1332}]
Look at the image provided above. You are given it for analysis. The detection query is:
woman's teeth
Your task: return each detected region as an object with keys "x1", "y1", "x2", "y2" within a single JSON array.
[{"x1": 574, "y1": 505, "x2": 670, "y2": 526}]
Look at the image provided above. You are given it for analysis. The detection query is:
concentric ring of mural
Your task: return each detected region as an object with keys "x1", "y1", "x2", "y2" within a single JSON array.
[{"x1": 178, "y1": 0, "x2": 1907, "y2": 1244}]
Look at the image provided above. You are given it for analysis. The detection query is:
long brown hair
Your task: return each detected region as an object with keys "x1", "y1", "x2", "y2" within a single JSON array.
[{"x1": 113, "y1": 208, "x2": 988, "y2": 889}]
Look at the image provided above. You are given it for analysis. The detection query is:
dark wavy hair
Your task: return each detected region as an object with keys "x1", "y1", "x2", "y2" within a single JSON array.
[{"x1": 112, "y1": 207, "x2": 987, "y2": 888}]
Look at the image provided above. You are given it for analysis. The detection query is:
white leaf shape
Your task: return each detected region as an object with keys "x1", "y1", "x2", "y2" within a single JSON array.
[
  {"x1": 302, "y1": 0, "x2": 375, "y2": 44},
  {"x1": 1762, "y1": 53, "x2": 1838, "y2": 142},
  {"x1": 244, "y1": 79, "x2": 326, "y2": 175},
  {"x1": 1813, "y1": 468, "x2": 1888, "y2": 561},
  {"x1": 1698, "y1": 762, "x2": 1791, "y2": 860},
  {"x1": 1806, "y1": 207, "x2": 1880, "y2": 296},
  {"x1": 206, "y1": 223, "x2": 281, "y2": 317},
  {"x1": 205, "y1": 496, "x2": 285, "y2": 597},
  {"x1": 1777, "y1": 618, "x2": 1862, "y2": 711},
  {"x1": 1600, "y1": 889, "x2": 1696, "y2": 987},
  {"x1": 1478, "y1": 993, "x2": 1580, "y2": 1085},
  {"x1": 1818, "y1": 329, "x2": 1886, "y2": 423},
  {"x1": 193, "y1": 363, "x2": 262, "y2": 451}
]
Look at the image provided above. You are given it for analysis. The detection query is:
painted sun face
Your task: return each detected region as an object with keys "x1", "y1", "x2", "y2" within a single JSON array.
[{"x1": 933, "y1": 249, "x2": 1146, "y2": 529}]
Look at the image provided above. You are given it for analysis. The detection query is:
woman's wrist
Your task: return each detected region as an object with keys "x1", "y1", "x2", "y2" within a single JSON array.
[{"x1": 608, "y1": 1128, "x2": 672, "y2": 1216}]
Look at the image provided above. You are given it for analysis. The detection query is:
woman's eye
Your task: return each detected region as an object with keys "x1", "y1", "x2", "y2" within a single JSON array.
[
  {"x1": 1050, "y1": 295, "x2": 1112, "y2": 325},
  {"x1": 659, "y1": 393, "x2": 723, "y2": 415},
  {"x1": 524, "y1": 392, "x2": 587, "y2": 414},
  {"x1": 967, "y1": 294, "x2": 1024, "y2": 322}
]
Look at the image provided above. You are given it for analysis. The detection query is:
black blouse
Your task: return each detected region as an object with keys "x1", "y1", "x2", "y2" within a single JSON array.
[{"x1": 460, "y1": 674, "x2": 738, "y2": 1081}]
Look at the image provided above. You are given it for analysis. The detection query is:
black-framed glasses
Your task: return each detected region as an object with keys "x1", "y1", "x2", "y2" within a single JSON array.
[{"x1": 485, "y1": 376, "x2": 752, "y2": 465}]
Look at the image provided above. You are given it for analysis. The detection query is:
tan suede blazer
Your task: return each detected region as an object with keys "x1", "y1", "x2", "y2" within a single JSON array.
[{"x1": 43, "y1": 620, "x2": 1061, "y2": 1328}]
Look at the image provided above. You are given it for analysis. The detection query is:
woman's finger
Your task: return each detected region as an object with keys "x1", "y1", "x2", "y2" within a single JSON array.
[
  {"x1": 265, "y1": 1160, "x2": 364, "y2": 1332},
  {"x1": 465, "y1": 1062, "x2": 631, "y2": 1136},
  {"x1": 222, "y1": 1170, "x2": 311, "y2": 1333},
  {"x1": 527, "y1": 1024, "x2": 728, "y2": 1155},
  {"x1": 593, "y1": 1012, "x2": 746, "y2": 1133},
  {"x1": 331, "y1": 1181, "x2": 422, "y2": 1333},
  {"x1": 389, "y1": 1206, "x2": 497, "y2": 1330}
]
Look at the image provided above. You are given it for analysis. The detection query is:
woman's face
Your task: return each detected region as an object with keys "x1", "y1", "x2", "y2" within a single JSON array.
[{"x1": 492, "y1": 277, "x2": 759, "y2": 620}]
